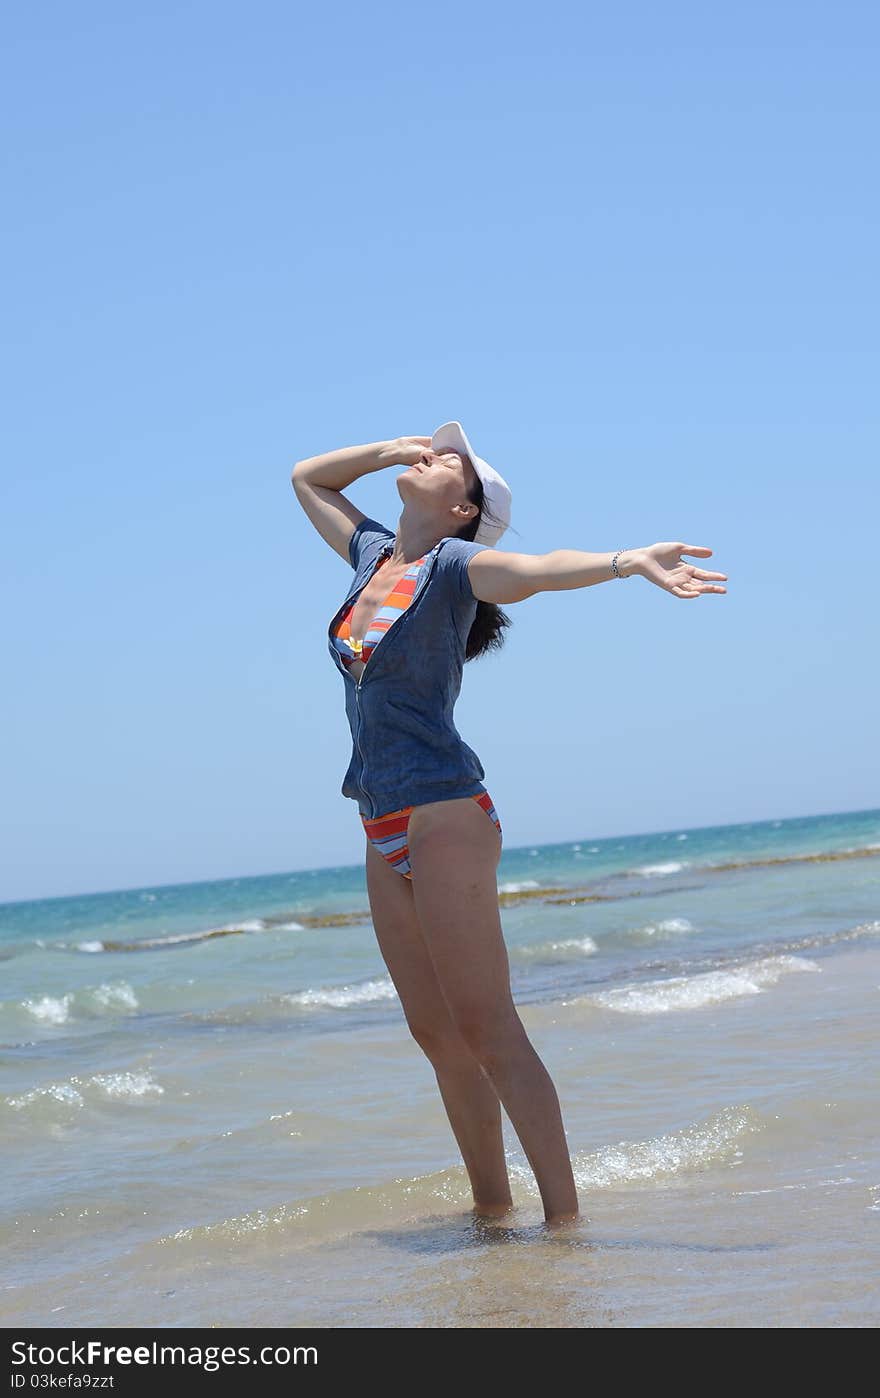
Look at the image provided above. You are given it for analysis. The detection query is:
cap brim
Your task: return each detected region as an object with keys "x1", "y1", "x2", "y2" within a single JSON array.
[{"x1": 431, "y1": 420, "x2": 477, "y2": 462}]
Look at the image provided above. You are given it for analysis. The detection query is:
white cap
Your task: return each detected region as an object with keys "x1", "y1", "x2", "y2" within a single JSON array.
[{"x1": 430, "y1": 420, "x2": 512, "y2": 547}]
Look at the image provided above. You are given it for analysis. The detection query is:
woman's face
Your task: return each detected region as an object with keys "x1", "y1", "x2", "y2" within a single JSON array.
[{"x1": 398, "y1": 448, "x2": 479, "y2": 530}]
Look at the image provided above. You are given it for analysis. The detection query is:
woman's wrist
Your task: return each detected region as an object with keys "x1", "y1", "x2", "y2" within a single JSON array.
[{"x1": 614, "y1": 548, "x2": 645, "y2": 578}]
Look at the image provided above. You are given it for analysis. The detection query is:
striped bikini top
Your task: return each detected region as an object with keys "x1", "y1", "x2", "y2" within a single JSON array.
[{"x1": 331, "y1": 547, "x2": 429, "y2": 672}]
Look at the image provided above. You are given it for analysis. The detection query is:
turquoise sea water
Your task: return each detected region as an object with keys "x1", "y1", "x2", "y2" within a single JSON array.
[{"x1": 2, "y1": 805, "x2": 879, "y2": 1327}]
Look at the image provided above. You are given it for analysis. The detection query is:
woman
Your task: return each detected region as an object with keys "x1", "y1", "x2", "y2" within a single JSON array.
[{"x1": 292, "y1": 424, "x2": 728, "y2": 1228}]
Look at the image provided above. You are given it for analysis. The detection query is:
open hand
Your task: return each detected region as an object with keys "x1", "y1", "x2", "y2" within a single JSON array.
[{"x1": 634, "y1": 542, "x2": 728, "y2": 599}]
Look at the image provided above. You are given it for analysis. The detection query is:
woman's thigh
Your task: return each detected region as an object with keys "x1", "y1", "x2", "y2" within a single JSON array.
[
  {"x1": 364, "y1": 834, "x2": 461, "y2": 1044},
  {"x1": 406, "y1": 798, "x2": 514, "y2": 1037}
]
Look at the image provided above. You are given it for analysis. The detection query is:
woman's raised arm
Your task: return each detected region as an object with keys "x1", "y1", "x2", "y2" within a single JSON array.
[
  {"x1": 291, "y1": 436, "x2": 431, "y2": 563},
  {"x1": 468, "y1": 543, "x2": 728, "y2": 604}
]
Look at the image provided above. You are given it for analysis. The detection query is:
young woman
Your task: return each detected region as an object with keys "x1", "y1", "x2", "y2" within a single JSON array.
[{"x1": 292, "y1": 425, "x2": 728, "y2": 1227}]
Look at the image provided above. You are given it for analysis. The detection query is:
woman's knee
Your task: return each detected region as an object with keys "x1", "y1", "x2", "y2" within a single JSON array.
[
  {"x1": 406, "y1": 1018, "x2": 476, "y2": 1067},
  {"x1": 452, "y1": 1006, "x2": 525, "y2": 1070}
]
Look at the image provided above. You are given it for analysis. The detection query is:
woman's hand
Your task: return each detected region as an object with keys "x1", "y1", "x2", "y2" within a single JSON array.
[
  {"x1": 389, "y1": 435, "x2": 433, "y2": 466},
  {"x1": 628, "y1": 542, "x2": 728, "y2": 599}
]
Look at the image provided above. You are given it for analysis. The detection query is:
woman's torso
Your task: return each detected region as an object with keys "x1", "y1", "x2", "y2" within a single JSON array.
[
  {"x1": 330, "y1": 547, "x2": 428, "y2": 681},
  {"x1": 326, "y1": 528, "x2": 489, "y2": 818}
]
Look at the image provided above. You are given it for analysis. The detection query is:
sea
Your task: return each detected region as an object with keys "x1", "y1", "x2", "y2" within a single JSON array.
[{"x1": 2, "y1": 805, "x2": 879, "y2": 1328}]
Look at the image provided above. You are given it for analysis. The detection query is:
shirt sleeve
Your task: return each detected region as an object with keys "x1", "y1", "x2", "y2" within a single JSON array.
[
  {"x1": 348, "y1": 516, "x2": 396, "y2": 570},
  {"x1": 439, "y1": 537, "x2": 493, "y2": 603}
]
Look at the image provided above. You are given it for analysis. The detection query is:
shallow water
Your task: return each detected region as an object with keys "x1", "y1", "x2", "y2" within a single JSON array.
[{"x1": 2, "y1": 806, "x2": 879, "y2": 1327}]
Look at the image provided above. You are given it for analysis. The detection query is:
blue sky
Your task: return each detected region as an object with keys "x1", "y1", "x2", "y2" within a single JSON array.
[{"x1": 3, "y1": 2, "x2": 878, "y2": 902}]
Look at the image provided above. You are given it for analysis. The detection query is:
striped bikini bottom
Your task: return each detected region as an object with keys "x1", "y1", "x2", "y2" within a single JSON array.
[{"x1": 361, "y1": 791, "x2": 502, "y2": 881}]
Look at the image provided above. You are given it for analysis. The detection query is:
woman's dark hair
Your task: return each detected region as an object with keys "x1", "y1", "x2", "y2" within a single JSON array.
[{"x1": 454, "y1": 460, "x2": 518, "y2": 662}]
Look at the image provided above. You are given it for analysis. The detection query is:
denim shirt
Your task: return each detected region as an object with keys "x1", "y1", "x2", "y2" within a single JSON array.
[{"x1": 327, "y1": 516, "x2": 493, "y2": 818}]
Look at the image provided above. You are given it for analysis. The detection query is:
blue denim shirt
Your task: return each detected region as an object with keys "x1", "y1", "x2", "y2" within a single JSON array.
[{"x1": 327, "y1": 516, "x2": 493, "y2": 818}]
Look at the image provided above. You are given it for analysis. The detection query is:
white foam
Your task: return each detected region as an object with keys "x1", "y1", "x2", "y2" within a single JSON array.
[
  {"x1": 627, "y1": 916, "x2": 696, "y2": 941},
  {"x1": 285, "y1": 977, "x2": 399, "y2": 1009},
  {"x1": 505, "y1": 1104, "x2": 760, "y2": 1191},
  {"x1": 16, "y1": 982, "x2": 139, "y2": 1026},
  {"x1": 578, "y1": 954, "x2": 821, "y2": 1015},
  {"x1": 231, "y1": 919, "x2": 266, "y2": 932},
  {"x1": 91, "y1": 1070, "x2": 164, "y2": 1100},
  {"x1": 22, "y1": 994, "x2": 73, "y2": 1024},
  {"x1": 547, "y1": 936, "x2": 599, "y2": 956},
  {"x1": 6, "y1": 1081, "x2": 85, "y2": 1110},
  {"x1": 4, "y1": 1068, "x2": 164, "y2": 1113},
  {"x1": 579, "y1": 1104, "x2": 759, "y2": 1186},
  {"x1": 636, "y1": 861, "x2": 689, "y2": 877},
  {"x1": 89, "y1": 982, "x2": 138, "y2": 1011},
  {"x1": 498, "y1": 879, "x2": 541, "y2": 893}
]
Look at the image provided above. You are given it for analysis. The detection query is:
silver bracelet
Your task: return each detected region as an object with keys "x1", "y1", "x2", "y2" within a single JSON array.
[{"x1": 611, "y1": 549, "x2": 631, "y2": 579}]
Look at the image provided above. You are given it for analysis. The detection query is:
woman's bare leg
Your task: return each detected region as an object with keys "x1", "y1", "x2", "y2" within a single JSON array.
[
  {"x1": 407, "y1": 798, "x2": 580, "y2": 1225},
  {"x1": 364, "y1": 836, "x2": 513, "y2": 1215}
]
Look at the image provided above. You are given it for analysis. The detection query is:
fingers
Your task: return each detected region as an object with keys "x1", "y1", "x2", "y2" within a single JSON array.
[
  {"x1": 685, "y1": 572, "x2": 727, "y2": 591},
  {"x1": 645, "y1": 560, "x2": 728, "y2": 597},
  {"x1": 670, "y1": 577, "x2": 727, "y2": 598},
  {"x1": 672, "y1": 585, "x2": 725, "y2": 597}
]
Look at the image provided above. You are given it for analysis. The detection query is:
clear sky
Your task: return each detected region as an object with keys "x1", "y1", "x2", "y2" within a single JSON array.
[{"x1": 3, "y1": 2, "x2": 878, "y2": 903}]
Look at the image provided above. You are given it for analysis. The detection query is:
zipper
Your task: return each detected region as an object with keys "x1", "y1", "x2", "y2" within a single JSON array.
[{"x1": 355, "y1": 682, "x2": 369, "y2": 814}]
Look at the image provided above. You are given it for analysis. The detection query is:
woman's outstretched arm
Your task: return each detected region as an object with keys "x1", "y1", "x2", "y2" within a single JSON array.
[{"x1": 468, "y1": 543, "x2": 728, "y2": 604}]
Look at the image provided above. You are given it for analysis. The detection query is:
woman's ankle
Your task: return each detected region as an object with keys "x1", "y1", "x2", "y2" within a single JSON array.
[{"x1": 472, "y1": 1198, "x2": 515, "y2": 1218}]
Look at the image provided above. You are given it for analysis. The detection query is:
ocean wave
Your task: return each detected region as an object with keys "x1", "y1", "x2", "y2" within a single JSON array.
[
  {"x1": 569, "y1": 1103, "x2": 763, "y2": 1188},
  {"x1": 635, "y1": 861, "x2": 690, "y2": 877},
  {"x1": 283, "y1": 976, "x2": 399, "y2": 1010},
  {"x1": 571, "y1": 953, "x2": 820, "y2": 1015},
  {"x1": 155, "y1": 1104, "x2": 764, "y2": 1252},
  {"x1": 520, "y1": 935, "x2": 599, "y2": 959},
  {"x1": 3, "y1": 1069, "x2": 165, "y2": 1119},
  {"x1": 62, "y1": 918, "x2": 306, "y2": 954},
  {"x1": 614, "y1": 916, "x2": 696, "y2": 943},
  {"x1": 2, "y1": 981, "x2": 140, "y2": 1031}
]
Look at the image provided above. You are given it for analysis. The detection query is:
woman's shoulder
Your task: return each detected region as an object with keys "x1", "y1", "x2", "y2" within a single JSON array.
[
  {"x1": 437, "y1": 537, "x2": 493, "y2": 604},
  {"x1": 349, "y1": 516, "x2": 396, "y2": 571}
]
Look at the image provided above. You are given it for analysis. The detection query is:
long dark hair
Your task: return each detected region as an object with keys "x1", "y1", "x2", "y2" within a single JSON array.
[{"x1": 454, "y1": 462, "x2": 517, "y2": 662}]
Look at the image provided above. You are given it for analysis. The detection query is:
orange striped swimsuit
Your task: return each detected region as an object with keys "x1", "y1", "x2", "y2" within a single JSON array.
[
  {"x1": 330, "y1": 546, "x2": 425, "y2": 672},
  {"x1": 330, "y1": 546, "x2": 502, "y2": 879}
]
